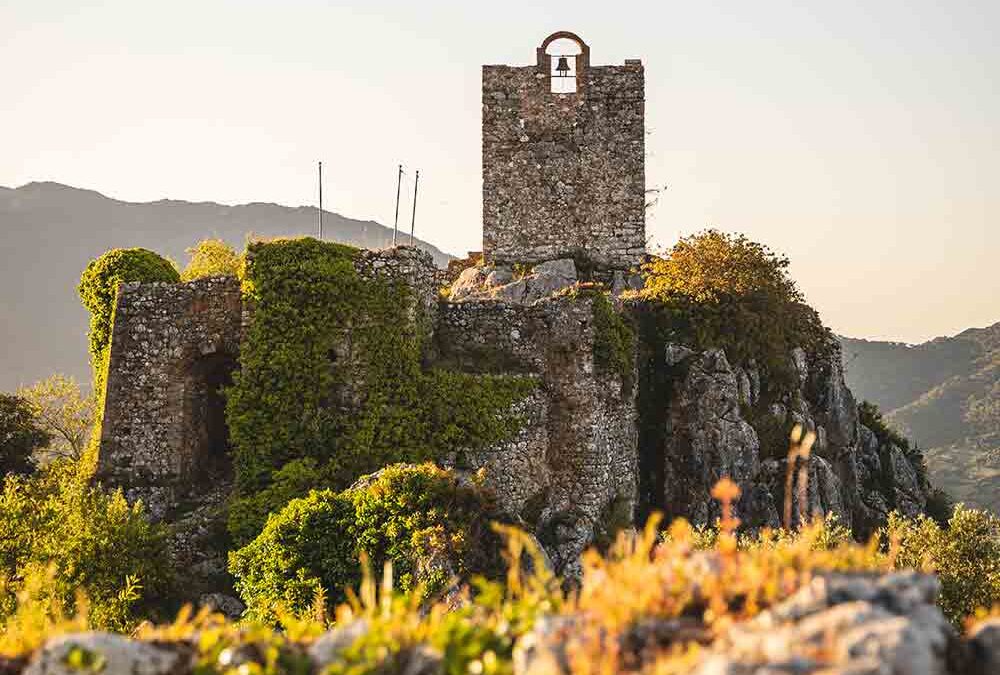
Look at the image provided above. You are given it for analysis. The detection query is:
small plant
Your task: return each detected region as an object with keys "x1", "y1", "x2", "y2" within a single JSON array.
[{"x1": 180, "y1": 238, "x2": 242, "y2": 281}]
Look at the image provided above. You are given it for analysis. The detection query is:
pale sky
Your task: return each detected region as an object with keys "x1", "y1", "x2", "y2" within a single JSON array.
[{"x1": 2, "y1": 0, "x2": 997, "y2": 343}]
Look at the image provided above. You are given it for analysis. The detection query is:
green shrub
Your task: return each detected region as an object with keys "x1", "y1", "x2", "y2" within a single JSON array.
[
  {"x1": 226, "y1": 239, "x2": 536, "y2": 543},
  {"x1": 640, "y1": 230, "x2": 835, "y2": 394},
  {"x1": 0, "y1": 460, "x2": 172, "y2": 631},
  {"x1": 180, "y1": 238, "x2": 242, "y2": 281},
  {"x1": 886, "y1": 505, "x2": 1000, "y2": 626},
  {"x1": 229, "y1": 463, "x2": 501, "y2": 622}
]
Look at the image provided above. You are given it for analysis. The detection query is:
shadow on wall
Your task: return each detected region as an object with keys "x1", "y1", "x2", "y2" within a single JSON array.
[{"x1": 184, "y1": 351, "x2": 237, "y2": 487}]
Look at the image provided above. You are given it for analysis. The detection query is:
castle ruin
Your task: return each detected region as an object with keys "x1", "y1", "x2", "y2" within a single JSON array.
[{"x1": 95, "y1": 33, "x2": 646, "y2": 579}]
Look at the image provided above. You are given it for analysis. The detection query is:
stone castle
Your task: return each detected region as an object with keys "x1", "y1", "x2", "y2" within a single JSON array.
[{"x1": 97, "y1": 33, "x2": 929, "y2": 579}]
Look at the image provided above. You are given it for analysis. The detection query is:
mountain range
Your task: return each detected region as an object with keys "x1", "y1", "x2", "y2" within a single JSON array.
[
  {"x1": 840, "y1": 324, "x2": 1000, "y2": 513},
  {"x1": 0, "y1": 182, "x2": 454, "y2": 391}
]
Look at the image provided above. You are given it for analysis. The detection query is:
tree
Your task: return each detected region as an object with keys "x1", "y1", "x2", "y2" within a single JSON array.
[
  {"x1": 17, "y1": 375, "x2": 95, "y2": 462},
  {"x1": 180, "y1": 238, "x2": 241, "y2": 281},
  {"x1": 0, "y1": 394, "x2": 50, "y2": 478}
]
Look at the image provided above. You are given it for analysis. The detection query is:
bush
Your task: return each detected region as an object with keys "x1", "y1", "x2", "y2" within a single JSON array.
[
  {"x1": 640, "y1": 230, "x2": 835, "y2": 393},
  {"x1": 0, "y1": 394, "x2": 50, "y2": 478},
  {"x1": 0, "y1": 460, "x2": 172, "y2": 631},
  {"x1": 180, "y1": 238, "x2": 242, "y2": 281},
  {"x1": 229, "y1": 463, "x2": 501, "y2": 622},
  {"x1": 886, "y1": 505, "x2": 1000, "y2": 626}
]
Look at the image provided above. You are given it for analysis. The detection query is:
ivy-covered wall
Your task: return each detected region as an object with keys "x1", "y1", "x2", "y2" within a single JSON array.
[{"x1": 224, "y1": 240, "x2": 539, "y2": 543}]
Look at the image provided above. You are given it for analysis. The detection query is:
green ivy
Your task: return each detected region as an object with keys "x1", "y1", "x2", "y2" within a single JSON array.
[
  {"x1": 77, "y1": 248, "x2": 180, "y2": 385},
  {"x1": 591, "y1": 292, "x2": 635, "y2": 390},
  {"x1": 225, "y1": 239, "x2": 537, "y2": 544}
]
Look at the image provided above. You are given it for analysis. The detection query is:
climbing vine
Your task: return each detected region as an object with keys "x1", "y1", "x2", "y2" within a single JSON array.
[{"x1": 226, "y1": 238, "x2": 537, "y2": 543}]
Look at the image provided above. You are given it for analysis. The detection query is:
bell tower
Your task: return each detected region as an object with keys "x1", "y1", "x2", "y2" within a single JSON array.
[{"x1": 481, "y1": 32, "x2": 645, "y2": 270}]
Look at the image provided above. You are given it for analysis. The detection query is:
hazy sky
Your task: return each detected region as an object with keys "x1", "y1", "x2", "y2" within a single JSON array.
[{"x1": 2, "y1": 0, "x2": 997, "y2": 343}]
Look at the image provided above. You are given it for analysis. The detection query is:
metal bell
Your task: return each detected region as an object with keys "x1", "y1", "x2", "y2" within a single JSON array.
[{"x1": 555, "y1": 56, "x2": 571, "y2": 76}]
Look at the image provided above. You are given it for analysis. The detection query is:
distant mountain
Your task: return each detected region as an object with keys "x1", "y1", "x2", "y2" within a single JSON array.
[
  {"x1": 840, "y1": 323, "x2": 1000, "y2": 513},
  {"x1": 0, "y1": 182, "x2": 455, "y2": 391}
]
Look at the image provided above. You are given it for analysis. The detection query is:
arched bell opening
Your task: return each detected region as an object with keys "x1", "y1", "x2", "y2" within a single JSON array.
[
  {"x1": 184, "y1": 351, "x2": 237, "y2": 487},
  {"x1": 537, "y1": 31, "x2": 589, "y2": 94}
]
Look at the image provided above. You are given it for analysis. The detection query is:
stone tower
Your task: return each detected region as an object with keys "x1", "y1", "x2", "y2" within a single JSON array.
[{"x1": 482, "y1": 31, "x2": 645, "y2": 270}]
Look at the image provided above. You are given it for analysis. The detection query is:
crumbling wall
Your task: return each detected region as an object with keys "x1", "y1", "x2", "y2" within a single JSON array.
[
  {"x1": 435, "y1": 296, "x2": 638, "y2": 576},
  {"x1": 98, "y1": 247, "x2": 443, "y2": 521},
  {"x1": 482, "y1": 35, "x2": 645, "y2": 270},
  {"x1": 98, "y1": 276, "x2": 243, "y2": 519}
]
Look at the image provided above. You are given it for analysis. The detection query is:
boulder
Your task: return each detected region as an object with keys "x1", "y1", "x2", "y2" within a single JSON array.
[
  {"x1": 703, "y1": 572, "x2": 957, "y2": 675},
  {"x1": 24, "y1": 633, "x2": 189, "y2": 675}
]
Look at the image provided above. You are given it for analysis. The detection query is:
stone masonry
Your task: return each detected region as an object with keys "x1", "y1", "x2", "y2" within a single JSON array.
[
  {"x1": 482, "y1": 32, "x2": 645, "y2": 270},
  {"x1": 97, "y1": 248, "x2": 442, "y2": 520},
  {"x1": 98, "y1": 276, "x2": 243, "y2": 519}
]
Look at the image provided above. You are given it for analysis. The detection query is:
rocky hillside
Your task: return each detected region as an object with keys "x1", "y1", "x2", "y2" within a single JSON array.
[
  {"x1": 840, "y1": 323, "x2": 1000, "y2": 512},
  {"x1": 0, "y1": 182, "x2": 454, "y2": 391}
]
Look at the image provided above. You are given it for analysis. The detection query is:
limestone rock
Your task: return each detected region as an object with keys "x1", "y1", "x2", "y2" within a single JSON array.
[
  {"x1": 450, "y1": 266, "x2": 488, "y2": 301},
  {"x1": 198, "y1": 592, "x2": 245, "y2": 619},
  {"x1": 660, "y1": 349, "x2": 762, "y2": 526},
  {"x1": 24, "y1": 633, "x2": 189, "y2": 675},
  {"x1": 309, "y1": 620, "x2": 370, "y2": 670},
  {"x1": 705, "y1": 572, "x2": 957, "y2": 675}
]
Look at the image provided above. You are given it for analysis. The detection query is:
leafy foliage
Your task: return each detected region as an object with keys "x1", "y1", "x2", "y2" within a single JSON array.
[
  {"x1": 226, "y1": 239, "x2": 536, "y2": 543},
  {"x1": 639, "y1": 230, "x2": 835, "y2": 393},
  {"x1": 180, "y1": 238, "x2": 242, "y2": 281},
  {"x1": 17, "y1": 374, "x2": 95, "y2": 462},
  {"x1": 229, "y1": 463, "x2": 501, "y2": 622},
  {"x1": 0, "y1": 394, "x2": 50, "y2": 478},
  {"x1": 886, "y1": 505, "x2": 1000, "y2": 626},
  {"x1": 0, "y1": 460, "x2": 172, "y2": 633},
  {"x1": 77, "y1": 248, "x2": 180, "y2": 382}
]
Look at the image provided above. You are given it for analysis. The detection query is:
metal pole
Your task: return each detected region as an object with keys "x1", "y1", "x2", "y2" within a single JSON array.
[
  {"x1": 318, "y1": 161, "x2": 323, "y2": 240},
  {"x1": 392, "y1": 164, "x2": 403, "y2": 247},
  {"x1": 409, "y1": 170, "x2": 419, "y2": 245}
]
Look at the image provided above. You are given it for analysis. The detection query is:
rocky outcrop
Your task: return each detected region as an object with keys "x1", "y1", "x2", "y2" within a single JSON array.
[
  {"x1": 638, "y1": 329, "x2": 931, "y2": 537},
  {"x1": 656, "y1": 348, "x2": 766, "y2": 527},
  {"x1": 511, "y1": 571, "x2": 996, "y2": 674},
  {"x1": 698, "y1": 572, "x2": 958, "y2": 674}
]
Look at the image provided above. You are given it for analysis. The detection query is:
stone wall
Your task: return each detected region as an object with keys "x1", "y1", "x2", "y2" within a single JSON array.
[
  {"x1": 98, "y1": 276, "x2": 243, "y2": 519},
  {"x1": 482, "y1": 33, "x2": 645, "y2": 270},
  {"x1": 97, "y1": 246, "x2": 442, "y2": 521},
  {"x1": 436, "y1": 295, "x2": 638, "y2": 576}
]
